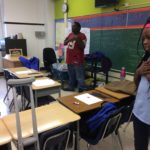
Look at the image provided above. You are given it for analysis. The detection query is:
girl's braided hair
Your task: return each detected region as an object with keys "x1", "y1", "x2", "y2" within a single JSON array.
[
  {"x1": 136, "y1": 17, "x2": 150, "y2": 68},
  {"x1": 136, "y1": 16, "x2": 150, "y2": 58}
]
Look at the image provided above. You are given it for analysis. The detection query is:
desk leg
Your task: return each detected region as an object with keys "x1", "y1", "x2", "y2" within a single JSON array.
[
  {"x1": 34, "y1": 91, "x2": 37, "y2": 107},
  {"x1": 75, "y1": 121, "x2": 80, "y2": 150},
  {"x1": 59, "y1": 87, "x2": 61, "y2": 97}
]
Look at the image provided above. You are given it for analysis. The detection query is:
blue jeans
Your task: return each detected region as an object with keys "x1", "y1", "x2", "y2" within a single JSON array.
[{"x1": 67, "y1": 64, "x2": 85, "y2": 89}]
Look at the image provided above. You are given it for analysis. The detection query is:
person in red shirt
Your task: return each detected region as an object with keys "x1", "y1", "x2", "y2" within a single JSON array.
[{"x1": 64, "y1": 22, "x2": 87, "y2": 92}]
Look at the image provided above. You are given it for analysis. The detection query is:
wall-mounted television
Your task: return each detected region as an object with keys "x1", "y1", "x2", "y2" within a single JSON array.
[{"x1": 95, "y1": 0, "x2": 119, "y2": 7}]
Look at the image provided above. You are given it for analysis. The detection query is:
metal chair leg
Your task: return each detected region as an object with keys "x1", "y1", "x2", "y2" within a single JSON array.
[
  {"x1": 3, "y1": 87, "x2": 11, "y2": 103},
  {"x1": 9, "y1": 98, "x2": 14, "y2": 112},
  {"x1": 116, "y1": 131, "x2": 124, "y2": 150},
  {"x1": 123, "y1": 112, "x2": 133, "y2": 132}
]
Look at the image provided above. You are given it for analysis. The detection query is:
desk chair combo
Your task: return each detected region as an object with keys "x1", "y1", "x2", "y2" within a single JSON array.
[
  {"x1": 59, "y1": 85, "x2": 134, "y2": 150},
  {"x1": 5, "y1": 77, "x2": 79, "y2": 150},
  {"x1": 7, "y1": 77, "x2": 40, "y2": 150}
]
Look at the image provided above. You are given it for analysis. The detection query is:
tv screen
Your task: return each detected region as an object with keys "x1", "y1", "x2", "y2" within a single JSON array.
[{"x1": 95, "y1": 0, "x2": 119, "y2": 7}]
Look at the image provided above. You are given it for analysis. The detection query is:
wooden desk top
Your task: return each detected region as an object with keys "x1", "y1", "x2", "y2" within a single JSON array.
[
  {"x1": 2, "y1": 102, "x2": 80, "y2": 140},
  {"x1": 3, "y1": 54, "x2": 28, "y2": 62},
  {"x1": 58, "y1": 90, "x2": 119, "y2": 114},
  {"x1": 0, "y1": 119, "x2": 12, "y2": 145},
  {"x1": 95, "y1": 87, "x2": 130, "y2": 99},
  {"x1": 32, "y1": 77, "x2": 61, "y2": 90},
  {"x1": 8, "y1": 67, "x2": 44, "y2": 78}
]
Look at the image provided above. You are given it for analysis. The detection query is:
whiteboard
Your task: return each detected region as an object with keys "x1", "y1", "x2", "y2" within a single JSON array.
[{"x1": 81, "y1": 28, "x2": 90, "y2": 54}]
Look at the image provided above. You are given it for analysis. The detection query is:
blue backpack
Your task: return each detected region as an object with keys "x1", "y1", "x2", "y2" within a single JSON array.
[
  {"x1": 86, "y1": 102, "x2": 117, "y2": 132},
  {"x1": 19, "y1": 56, "x2": 39, "y2": 71}
]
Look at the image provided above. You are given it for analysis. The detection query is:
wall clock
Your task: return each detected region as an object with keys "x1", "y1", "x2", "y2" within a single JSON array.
[{"x1": 62, "y1": 3, "x2": 68, "y2": 13}]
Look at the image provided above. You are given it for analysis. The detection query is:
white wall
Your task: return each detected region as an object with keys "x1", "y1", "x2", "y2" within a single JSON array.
[{"x1": 2, "y1": 0, "x2": 55, "y2": 67}]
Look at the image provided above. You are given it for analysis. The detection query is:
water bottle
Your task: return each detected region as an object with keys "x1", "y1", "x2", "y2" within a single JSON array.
[{"x1": 120, "y1": 67, "x2": 126, "y2": 80}]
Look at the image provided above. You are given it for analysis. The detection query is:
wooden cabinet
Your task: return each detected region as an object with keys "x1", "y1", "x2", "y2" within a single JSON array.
[{"x1": 2, "y1": 55, "x2": 23, "y2": 68}]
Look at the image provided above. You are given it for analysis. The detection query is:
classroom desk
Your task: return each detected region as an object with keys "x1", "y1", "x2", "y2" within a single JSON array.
[
  {"x1": 2, "y1": 102, "x2": 80, "y2": 150},
  {"x1": 95, "y1": 86, "x2": 131, "y2": 100},
  {"x1": 0, "y1": 119, "x2": 12, "y2": 150},
  {"x1": 2, "y1": 55, "x2": 27, "y2": 68},
  {"x1": 58, "y1": 90, "x2": 119, "y2": 114},
  {"x1": 6, "y1": 67, "x2": 61, "y2": 107},
  {"x1": 32, "y1": 77, "x2": 61, "y2": 106},
  {"x1": 7, "y1": 67, "x2": 44, "y2": 78}
]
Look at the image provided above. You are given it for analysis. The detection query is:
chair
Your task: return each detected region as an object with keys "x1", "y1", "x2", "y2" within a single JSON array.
[
  {"x1": 39, "y1": 125, "x2": 71, "y2": 150},
  {"x1": 80, "y1": 103, "x2": 123, "y2": 150},
  {"x1": 3, "y1": 69, "x2": 13, "y2": 103},
  {"x1": 93, "y1": 56, "x2": 112, "y2": 86},
  {"x1": 85, "y1": 54, "x2": 112, "y2": 87},
  {"x1": 112, "y1": 103, "x2": 134, "y2": 150},
  {"x1": 43, "y1": 48, "x2": 57, "y2": 76}
]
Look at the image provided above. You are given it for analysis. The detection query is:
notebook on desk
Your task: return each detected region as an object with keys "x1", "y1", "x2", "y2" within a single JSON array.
[{"x1": 95, "y1": 87, "x2": 130, "y2": 99}]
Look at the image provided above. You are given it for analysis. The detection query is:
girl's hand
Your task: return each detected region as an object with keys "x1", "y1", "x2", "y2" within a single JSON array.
[{"x1": 137, "y1": 60, "x2": 150, "y2": 75}]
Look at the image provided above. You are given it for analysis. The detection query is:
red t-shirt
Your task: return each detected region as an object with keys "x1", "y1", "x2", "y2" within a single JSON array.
[{"x1": 65, "y1": 32, "x2": 87, "y2": 64}]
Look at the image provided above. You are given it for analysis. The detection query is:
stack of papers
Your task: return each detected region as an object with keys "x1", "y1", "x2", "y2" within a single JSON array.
[
  {"x1": 75, "y1": 93, "x2": 103, "y2": 105},
  {"x1": 33, "y1": 79, "x2": 55, "y2": 87}
]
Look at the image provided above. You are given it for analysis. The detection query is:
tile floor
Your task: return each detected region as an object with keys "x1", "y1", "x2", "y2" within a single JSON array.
[{"x1": 0, "y1": 76, "x2": 142, "y2": 150}]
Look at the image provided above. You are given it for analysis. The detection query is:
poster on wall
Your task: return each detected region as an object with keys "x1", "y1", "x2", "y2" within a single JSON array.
[
  {"x1": 9, "y1": 49, "x2": 22, "y2": 57},
  {"x1": 56, "y1": 22, "x2": 65, "y2": 47}
]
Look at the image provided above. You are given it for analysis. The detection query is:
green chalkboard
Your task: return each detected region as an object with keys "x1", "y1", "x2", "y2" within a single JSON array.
[{"x1": 90, "y1": 29, "x2": 144, "y2": 73}]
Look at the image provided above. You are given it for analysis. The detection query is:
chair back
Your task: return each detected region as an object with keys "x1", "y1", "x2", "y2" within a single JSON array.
[
  {"x1": 102, "y1": 112, "x2": 121, "y2": 139},
  {"x1": 3, "y1": 69, "x2": 13, "y2": 81},
  {"x1": 119, "y1": 101, "x2": 134, "y2": 125},
  {"x1": 100, "y1": 56, "x2": 112, "y2": 74},
  {"x1": 3, "y1": 69, "x2": 14, "y2": 103},
  {"x1": 43, "y1": 48, "x2": 57, "y2": 72},
  {"x1": 40, "y1": 125, "x2": 70, "y2": 150}
]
